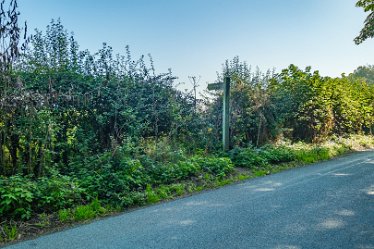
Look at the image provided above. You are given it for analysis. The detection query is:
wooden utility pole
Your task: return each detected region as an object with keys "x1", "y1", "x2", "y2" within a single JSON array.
[
  {"x1": 222, "y1": 76, "x2": 230, "y2": 151},
  {"x1": 208, "y1": 75, "x2": 231, "y2": 151}
]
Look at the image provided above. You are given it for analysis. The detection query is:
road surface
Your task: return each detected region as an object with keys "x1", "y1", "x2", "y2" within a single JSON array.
[{"x1": 4, "y1": 151, "x2": 374, "y2": 249}]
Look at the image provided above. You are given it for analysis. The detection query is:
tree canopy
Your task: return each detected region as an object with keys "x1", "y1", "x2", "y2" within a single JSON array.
[{"x1": 355, "y1": 0, "x2": 374, "y2": 44}]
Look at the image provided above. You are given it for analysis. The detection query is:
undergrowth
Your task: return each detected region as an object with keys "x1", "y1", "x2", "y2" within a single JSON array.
[{"x1": 0, "y1": 135, "x2": 373, "y2": 245}]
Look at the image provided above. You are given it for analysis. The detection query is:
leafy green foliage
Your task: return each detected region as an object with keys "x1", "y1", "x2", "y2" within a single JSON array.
[
  {"x1": 351, "y1": 65, "x2": 374, "y2": 84},
  {"x1": 0, "y1": 175, "x2": 36, "y2": 220},
  {"x1": 71, "y1": 151, "x2": 150, "y2": 205},
  {"x1": 191, "y1": 156, "x2": 233, "y2": 177},
  {"x1": 206, "y1": 57, "x2": 277, "y2": 147},
  {"x1": 257, "y1": 145, "x2": 295, "y2": 164},
  {"x1": 269, "y1": 65, "x2": 373, "y2": 141},
  {"x1": 0, "y1": 174, "x2": 85, "y2": 220},
  {"x1": 355, "y1": 0, "x2": 374, "y2": 44},
  {"x1": 35, "y1": 174, "x2": 84, "y2": 212},
  {"x1": 229, "y1": 147, "x2": 269, "y2": 169},
  {"x1": 150, "y1": 156, "x2": 233, "y2": 184},
  {"x1": 118, "y1": 192, "x2": 146, "y2": 208},
  {"x1": 206, "y1": 59, "x2": 374, "y2": 147}
]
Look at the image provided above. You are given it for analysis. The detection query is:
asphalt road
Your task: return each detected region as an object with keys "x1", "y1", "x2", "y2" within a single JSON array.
[{"x1": 4, "y1": 151, "x2": 374, "y2": 249}]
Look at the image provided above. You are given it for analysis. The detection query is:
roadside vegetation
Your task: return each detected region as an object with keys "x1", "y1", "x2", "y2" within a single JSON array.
[{"x1": 1, "y1": 0, "x2": 374, "y2": 244}]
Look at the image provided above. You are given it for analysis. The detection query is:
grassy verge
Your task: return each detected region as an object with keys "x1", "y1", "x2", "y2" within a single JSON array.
[{"x1": 1, "y1": 135, "x2": 373, "y2": 245}]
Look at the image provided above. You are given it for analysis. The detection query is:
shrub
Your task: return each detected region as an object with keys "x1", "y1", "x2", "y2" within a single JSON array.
[
  {"x1": 293, "y1": 149, "x2": 316, "y2": 163},
  {"x1": 152, "y1": 160, "x2": 200, "y2": 184},
  {"x1": 0, "y1": 175, "x2": 36, "y2": 220},
  {"x1": 171, "y1": 161, "x2": 201, "y2": 180},
  {"x1": 141, "y1": 137, "x2": 187, "y2": 163},
  {"x1": 74, "y1": 153, "x2": 150, "y2": 206},
  {"x1": 35, "y1": 174, "x2": 84, "y2": 212},
  {"x1": 191, "y1": 156, "x2": 234, "y2": 177},
  {"x1": 118, "y1": 192, "x2": 146, "y2": 208},
  {"x1": 312, "y1": 147, "x2": 330, "y2": 161},
  {"x1": 119, "y1": 159, "x2": 150, "y2": 191},
  {"x1": 229, "y1": 147, "x2": 268, "y2": 169},
  {"x1": 258, "y1": 145, "x2": 296, "y2": 164}
]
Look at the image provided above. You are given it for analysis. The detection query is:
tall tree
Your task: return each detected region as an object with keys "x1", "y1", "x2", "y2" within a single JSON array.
[
  {"x1": 351, "y1": 65, "x2": 374, "y2": 84},
  {"x1": 355, "y1": 0, "x2": 374, "y2": 44},
  {"x1": 0, "y1": 0, "x2": 29, "y2": 175}
]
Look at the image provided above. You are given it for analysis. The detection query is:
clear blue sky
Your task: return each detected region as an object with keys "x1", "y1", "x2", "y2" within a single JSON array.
[{"x1": 18, "y1": 0, "x2": 373, "y2": 91}]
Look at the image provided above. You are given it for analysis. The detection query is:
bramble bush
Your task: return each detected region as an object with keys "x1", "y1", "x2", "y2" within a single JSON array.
[
  {"x1": 229, "y1": 147, "x2": 269, "y2": 169},
  {"x1": 0, "y1": 174, "x2": 84, "y2": 220},
  {"x1": 257, "y1": 145, "x2": 296, "y2": 164},
  {"x1": 0, "y1": 175, "x2": 36, "y2": 220},
  {"x1": 191, "y1": 156, "x2": 233, "y2": 177},
  {"x1": 35, "y1": 174, "x2": 84, "y2": 212}
]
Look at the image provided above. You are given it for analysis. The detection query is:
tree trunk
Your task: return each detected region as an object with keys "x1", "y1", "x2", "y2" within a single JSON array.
[
  {"x1": 0, "y1": 131, "x2": 4, "y2": 175},
  {"x1": 10, "y1": 133, "x2": 19, "y2": 175},
  {"x1": 22, "y1": 137, "x2": 31, "y2": 175},
  {"x1": 34, "y1": 141, "x2": 43, "y2": 177}
]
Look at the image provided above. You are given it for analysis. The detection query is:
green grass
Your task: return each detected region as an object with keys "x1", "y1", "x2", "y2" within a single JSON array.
[
  {"x1": 1, "y1": 224, "x2": 18, "y2": 242},
  {"x1": 58, "y1": 209, "x2": 71, "y2": 223},
  {"x1": 58, "y1": 199, "x2": 107, "y2": 223},
  {"x1": 145, "y1": 185, "x2": 160, "y2": 204},
  {"x1": 73, "y1": 205, "x2": 96, "y2": 221},
  {"x1": 169, "y1": 184, "x2": 186, "y2": 196}
]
